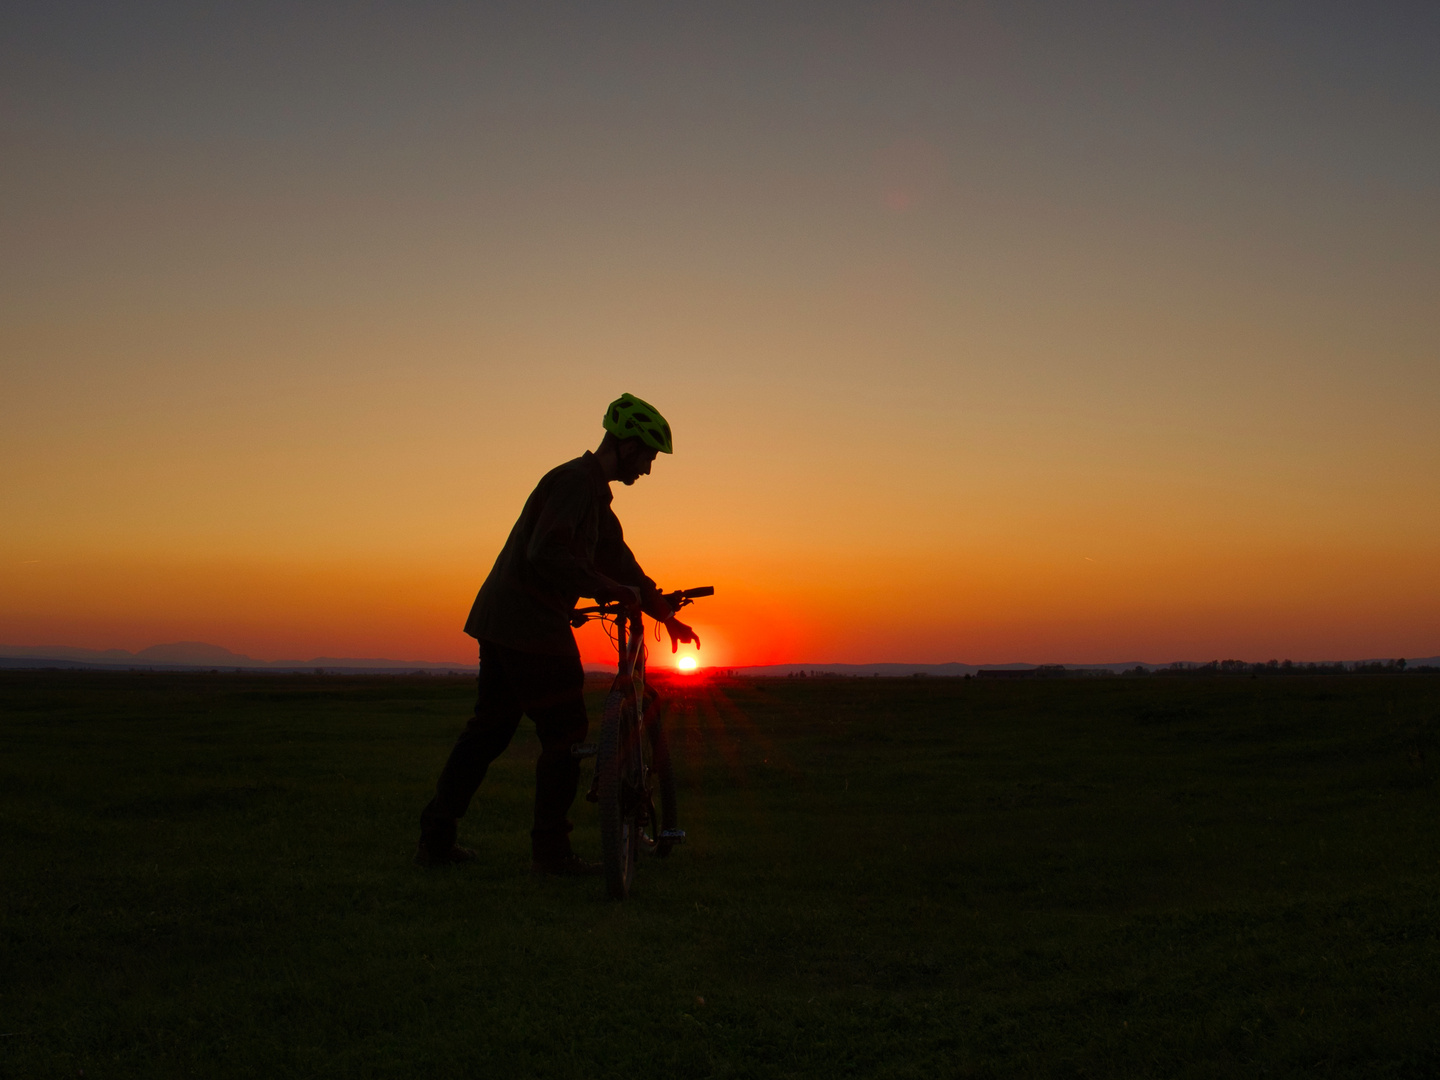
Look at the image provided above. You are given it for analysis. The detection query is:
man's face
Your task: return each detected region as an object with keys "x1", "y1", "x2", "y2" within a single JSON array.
[{"x1": 617, "y1": 440, "x2": 659, "y2": 486}]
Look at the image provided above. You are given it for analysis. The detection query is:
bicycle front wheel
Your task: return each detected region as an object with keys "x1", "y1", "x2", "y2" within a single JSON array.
[{"x1": 596, "y1": 688, "x2": 640, "y2": 899}]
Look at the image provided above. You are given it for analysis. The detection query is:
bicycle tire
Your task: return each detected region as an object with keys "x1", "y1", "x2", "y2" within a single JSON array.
[
  {"x1": 648, "y1": 711, "x2": 679, "y2": 858},
  {"x1": 597, "y1": 688, "x2": 639, "y2": 899}
]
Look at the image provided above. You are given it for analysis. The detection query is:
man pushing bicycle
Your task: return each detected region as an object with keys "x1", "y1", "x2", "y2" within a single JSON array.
[{"x1": 417, "y1": 394, "x2": 701, "y2": 875}]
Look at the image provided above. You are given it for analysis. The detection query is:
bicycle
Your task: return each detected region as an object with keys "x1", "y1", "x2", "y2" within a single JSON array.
[{"x1": 570, "y1": 586, "x2": 713, "y2": 899}]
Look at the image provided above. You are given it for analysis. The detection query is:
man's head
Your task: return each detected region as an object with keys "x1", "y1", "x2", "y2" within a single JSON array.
[
  {"x1": 600, "y1": 431, "x2": 659, "y2": 485},
  {"x1": 599, "y1": 393, "x2": 672, "y2": 486}
]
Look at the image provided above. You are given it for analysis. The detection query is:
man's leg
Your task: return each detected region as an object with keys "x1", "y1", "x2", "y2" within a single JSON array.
[
  {"x1": 511, "y1": 651, "x2": 589, "y2": 865},
  {"x1": 418, "y1": 641, "x2": 524, "y2": 860}
]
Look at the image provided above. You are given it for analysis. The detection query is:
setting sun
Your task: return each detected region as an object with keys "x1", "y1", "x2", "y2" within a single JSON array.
[{"x1": 677, "y1": 656, "x2": 697, "y2": 673}]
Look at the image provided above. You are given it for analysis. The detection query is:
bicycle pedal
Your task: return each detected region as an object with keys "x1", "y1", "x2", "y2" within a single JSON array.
[
  {"x1": 659, "y1": 829, "x2": 687, "y2": 844},
  {"x1": 571, "y1": 741, "x2": 598, "y2": 759}
]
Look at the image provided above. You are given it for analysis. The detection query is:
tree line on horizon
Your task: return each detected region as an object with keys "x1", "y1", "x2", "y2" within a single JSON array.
[{"x1": 1126, "y1": 658, "x2": 1433, "y2": 677}]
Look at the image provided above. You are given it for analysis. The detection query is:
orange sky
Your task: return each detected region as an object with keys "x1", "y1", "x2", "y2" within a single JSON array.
[{"x1": 3, "y1": 4, "x2": 1438, "y2": 668}]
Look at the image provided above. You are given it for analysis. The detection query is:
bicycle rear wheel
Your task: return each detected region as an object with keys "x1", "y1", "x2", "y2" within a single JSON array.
[
  {"x1": 596, "y1": 688, "x2": 640, "y2": 899},
  {"x1": 647, "y1": 709, "x2": 679, "y2": 857}
]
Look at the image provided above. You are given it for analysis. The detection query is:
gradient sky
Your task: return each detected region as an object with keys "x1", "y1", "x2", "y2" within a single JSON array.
[{"x1": 3, "y1": 1, "x2": 1438, "y2": 668}]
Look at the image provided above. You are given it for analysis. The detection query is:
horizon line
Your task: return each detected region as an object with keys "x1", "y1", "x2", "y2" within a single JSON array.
[{"x1": 3, "y1": 641, "x2": 1437, "y2": 674}]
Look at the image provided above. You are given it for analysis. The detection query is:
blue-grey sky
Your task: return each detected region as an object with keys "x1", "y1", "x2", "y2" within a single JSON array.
[{"x1": 3, "y1": 1, "x2": 1438, "y2": 665}]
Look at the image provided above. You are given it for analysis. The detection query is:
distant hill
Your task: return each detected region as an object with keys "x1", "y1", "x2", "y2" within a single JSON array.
[
  {"x1": 3, "y1": 643, "x2": 1436, "y2": 677},
  {"x1": 134, "y1": 642, "x2": 254, "y2": 665},
  {"x1": 724, "y1": 657, "x2": 1440, "y2": 677},
  {"x1": 730, "y1": 662, "x2": 985, "y2": 677},
  {"x1": 0, "y1": 641, "x2": 472, "y2": 674},
  {"x1": 728, "y1": 662, "x2": 1127, "y2": 678}
]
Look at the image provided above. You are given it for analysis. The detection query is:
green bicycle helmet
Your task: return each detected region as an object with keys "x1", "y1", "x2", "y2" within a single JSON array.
[{"x1": 603, "y1": 393, "x2": 673, "y2": 454}]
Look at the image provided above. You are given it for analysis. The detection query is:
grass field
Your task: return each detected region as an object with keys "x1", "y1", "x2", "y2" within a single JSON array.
[{"x1": 1, "y1": 669, "x2": 1437, "y2": 1078}]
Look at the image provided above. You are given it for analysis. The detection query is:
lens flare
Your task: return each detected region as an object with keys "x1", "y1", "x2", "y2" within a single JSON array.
[{"x1": 678, "y1": 655, "x2": 698, "y2": 672}]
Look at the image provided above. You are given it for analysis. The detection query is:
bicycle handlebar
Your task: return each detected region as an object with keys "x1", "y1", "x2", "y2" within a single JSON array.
[
  {"x1": 571, "y1": 585, "x2": 713, "y2": 627},
  {"x1": 664, "y1": 585, "x2": 713, "y2": 604}
]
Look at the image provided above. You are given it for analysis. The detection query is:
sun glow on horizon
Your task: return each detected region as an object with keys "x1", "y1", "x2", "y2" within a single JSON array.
[{"x1": 677, "y1": 655, "x2": 698, "y2": 673}]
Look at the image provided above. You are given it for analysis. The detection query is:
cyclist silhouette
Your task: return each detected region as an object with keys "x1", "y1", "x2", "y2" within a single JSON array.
[{"x1": 417, "y1": 394, "x2": 700, "y2": 874}]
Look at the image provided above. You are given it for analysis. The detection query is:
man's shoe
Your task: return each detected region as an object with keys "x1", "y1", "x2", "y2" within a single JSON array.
[
  {"x1": 531, "y1": 853, "x2": 602, "y2": 877},
  {"x1": 414, "y1": 842, "x2": 478, "y2": 868}
]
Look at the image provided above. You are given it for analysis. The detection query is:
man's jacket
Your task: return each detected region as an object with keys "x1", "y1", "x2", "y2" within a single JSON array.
[{"x1": 464, "y1": 451, "x2": 665, "y2": 656}]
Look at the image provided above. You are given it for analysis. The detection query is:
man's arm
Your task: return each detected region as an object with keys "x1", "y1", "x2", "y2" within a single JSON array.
[
  {"x1": 525, "y1": 472, "x2": 636, "y2": 606},
  {"x1": 596, "y1": 519, "x2": 700, "y2": 651},
  {"x1": 594, "y1": 523, "x2": 667, "y2": 616}
]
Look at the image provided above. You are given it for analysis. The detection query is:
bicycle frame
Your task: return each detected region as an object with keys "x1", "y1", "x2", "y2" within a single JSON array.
[
  {"x1": 570, "y1": 602, "x2": 647, "y2": 716},
  {"x1": 570, "y1": 587, "x2": 711, "y2": 869},
  {"x1": 614, "y1": 608, "x2": 647, "y2": 717},
  {"x1": 571, "y1": 585, "x2": 712, "y2": 701},
  {"x1": 572, "y1": 586, "x2": 712, "y2": 894}
]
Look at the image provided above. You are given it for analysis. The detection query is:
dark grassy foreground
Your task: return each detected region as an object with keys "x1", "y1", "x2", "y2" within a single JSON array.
[{"x1": 1, "y1": 671, "x2": 1437, "y2": 1079}]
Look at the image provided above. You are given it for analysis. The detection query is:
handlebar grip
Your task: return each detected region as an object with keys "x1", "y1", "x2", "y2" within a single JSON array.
[{"x1": 662, "y1": 586, "x2": 714, "y2": 609}]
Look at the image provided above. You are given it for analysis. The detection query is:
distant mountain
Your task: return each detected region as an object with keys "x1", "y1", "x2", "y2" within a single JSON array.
[
  {"x1": 3, "y1": 643, "x2": 1435, "y2": 676},
  {"x1": 0, "y1": 642, "x2": 472, "y2": 673},
  {"x1": 730, "y1": 662, "x2": 981, "y2": 678},
  {"x1": 0, "y1": 644, "x2": 139, "y2": 662},
  {"x1": 134, "y1": 641, "x2": 255, "y2": 665},
  {"x1": 722, "y1": 657, "x2": 1440, "y2": 677},
  {"x1": 726, "y1": 661, "x2": 1139, "y2": 677}
]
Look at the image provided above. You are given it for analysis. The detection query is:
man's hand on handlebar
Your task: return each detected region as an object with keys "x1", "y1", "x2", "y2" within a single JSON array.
[
  {"x1": 594, "y1": 580, "x2": 643, "y2": 615},
  {"x1": 663, "y1": 616, "x2": 701, "y2": 654}
]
